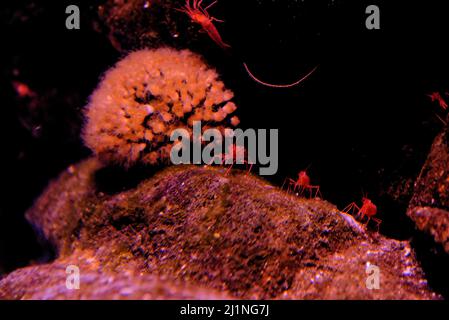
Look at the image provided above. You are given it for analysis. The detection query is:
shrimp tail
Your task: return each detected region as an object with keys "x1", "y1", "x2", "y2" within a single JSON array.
[{"x1": 205, "y1": 25, "x2": 231, "y2": 49}]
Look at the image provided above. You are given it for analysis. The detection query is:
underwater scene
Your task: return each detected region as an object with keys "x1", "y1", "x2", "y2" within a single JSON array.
[{"x1": 1, "y1": 0, "x2": 449, "y2": 304}]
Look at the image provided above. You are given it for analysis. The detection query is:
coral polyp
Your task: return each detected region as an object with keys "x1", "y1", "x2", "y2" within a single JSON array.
[{"x1": 82, "y1": 48, "x2": 239, "y2": 167}]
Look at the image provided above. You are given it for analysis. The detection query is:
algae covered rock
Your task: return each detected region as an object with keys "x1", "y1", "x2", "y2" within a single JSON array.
[
  {"x1": 0, "y1": 248, "x2": 230, "y2": 300},
  {"x1": 408, "y1": 128, "x2": 449, "y2": 254},
  {"x1": 0, "y1": 159, "x2": 439, "y2": 299}
]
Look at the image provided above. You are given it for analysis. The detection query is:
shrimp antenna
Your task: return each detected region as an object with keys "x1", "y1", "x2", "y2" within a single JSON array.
[
  {"x1": 361, "y1": 188, "x2": 368, "y2": 199},
  {"x1": 243, "y1": 62, "x2": 318, "y2": 88},
  {"x1": 435, "y1": 113, "x2": 448, "y2": 125}
]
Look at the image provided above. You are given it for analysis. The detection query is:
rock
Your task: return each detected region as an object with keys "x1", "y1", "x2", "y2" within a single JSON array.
[
  {"x1": 408, "y1": 129, "x2": 449, "y2": 254},
  {"x1": 0, "y1": 248, "x2": 229, "y2": 300},
  {"x1": 25, "y1": 159, "x2": 103, "y2": 255},
  {"x1": 0, "y1": 159, "x2": 440, "y2": 299},
  {"x1": 97, "y1": 0, "x2": 200, "y2": 52},
  {"x1": 287, "y1": 239, "x2": 431, "y2": 299}
]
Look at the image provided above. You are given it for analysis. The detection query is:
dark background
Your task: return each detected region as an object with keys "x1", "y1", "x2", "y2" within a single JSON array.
[{"x1": 1, "y1": 0, "x2": 449, "y2": 296}]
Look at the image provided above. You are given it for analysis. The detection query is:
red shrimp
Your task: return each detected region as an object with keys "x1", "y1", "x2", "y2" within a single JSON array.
[
  {"x1": 177, "y1": 0, "x2": 230, "y2": 49},
  {"x1": 428, "y1": 91, "x2": 448, "y2": 125},
  {"x1": 12, "y1": 81, "x2": 35, "y2": 98},
  {"x1": 208, "y1": 144, "x2": 253, "y2": 175},
  {"x1": 342, "y1": 197, "x2": 381, "y2": 232},
  {"x1": 178, "y1": 0, "x2": 317, "y2": 88},
  {"x1": 282, "y1": 170, "x2": 322, "y2": 198},
  {"x1": 428, "y1": 92, "x2": 448, "y2": 110}
]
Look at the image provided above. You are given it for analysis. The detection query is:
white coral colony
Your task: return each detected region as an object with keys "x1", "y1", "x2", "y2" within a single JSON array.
[{"x1": 83, "y1": 48, "x2": 239, "y2": 167}]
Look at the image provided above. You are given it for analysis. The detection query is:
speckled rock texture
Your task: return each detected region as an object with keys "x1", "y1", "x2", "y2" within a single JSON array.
[
  {"x1": 0, "y1": 159, "x2": 440, "y2": 299},
  {"x1": 0, "y1": 248, "x2": 230, "y2": 300},
  {"x1": 408, "y1": 126, "x2": 449, "y2": 254},
  {"x1": 97, "y1": 0, "x2": 201, "y2": 52}
]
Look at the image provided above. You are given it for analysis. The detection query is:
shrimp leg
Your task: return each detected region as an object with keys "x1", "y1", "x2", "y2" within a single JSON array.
[{"x1": 211, "y1": 17, "x2": 225, "y2": 23}]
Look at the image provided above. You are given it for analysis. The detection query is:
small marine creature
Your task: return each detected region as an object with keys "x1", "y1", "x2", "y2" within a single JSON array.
[
  {"x1": 428, "y1": 91, "x2": 448, "y2": 110},
  {"x1": 428, "y1": 92, "x2": 448, "y2": 125},
  {"x1": 209, "y1": 144, "x2": 253, "y2": 175},
  {"x1": 342, "y1": 197, "x2": 381, "y2": 231},
  {"x1": 12, "y1": 81, "x2": 35, "y2": 98},
  {"x1": 244, "y1": 63, "x2": 318, "y2": 89},
  {"x1": 435, "y1": 114, "x2": 448, "y2": 126},
  {"x1": 177, "y1": 0, "x2": 230, "y2": 49},
  {"x1": 282, "y1": 170, "x2": 321, "y2": 198},
  {"x1": 177, "y1": 1, "x2": 317, "y2": 89}
]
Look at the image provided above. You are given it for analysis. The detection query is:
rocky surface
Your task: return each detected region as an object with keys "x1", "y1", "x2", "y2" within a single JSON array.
[
  {"x1": 0, "y1": 248, "x2": 229, "y2": 300},
  {"x1": 408, "y1": 127, "x2": 449, "y2": 254},
  {"x1": 97, "y1": 0, "x2": 203, "y2": 52},
  {"x1": 0, "y1": 159, "x2": 440, "y2": 299}
]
